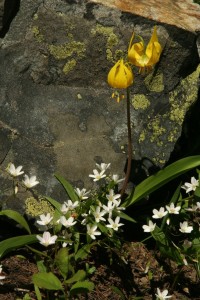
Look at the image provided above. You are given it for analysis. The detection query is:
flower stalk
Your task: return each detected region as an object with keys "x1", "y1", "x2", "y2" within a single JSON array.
[{"x1": 120, "y1": 87, "x2": 132, "y2": 196}]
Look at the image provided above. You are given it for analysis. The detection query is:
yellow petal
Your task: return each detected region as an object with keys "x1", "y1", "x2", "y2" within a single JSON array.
[{"x1": 107, "y1": 59, "x2": 134, "y2": 89}]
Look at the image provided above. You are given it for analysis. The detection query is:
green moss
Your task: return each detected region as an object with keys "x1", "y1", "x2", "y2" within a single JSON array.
[
  {"x1": 32, "y1": 26, "x2": 44, "y2": 43},
  {"x1": 25, "y1": 197, "x2": 54, "y2": 217},
  {"x1": 144, "y1": 72, "x2": 164, "y2": 92},
  {"x1": 63, "y1": 59, "x2": 77, "y2": 74},
  {"x1": 91, "y1": 24, "x2": 119, "y2": 62},
  {"x1": 48, "y1": 41, "x2": 86, "y2": 60},
  {"x1": 131, "y1": 94, "x2": 150, "y2": 110},
  {"x1": 169, "y1": 65, "x2": 200, "y2": 125}
]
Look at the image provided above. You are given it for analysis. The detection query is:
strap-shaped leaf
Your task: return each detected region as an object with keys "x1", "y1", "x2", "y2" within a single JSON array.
[
  {"x1": 54, "y1": 174, "x2": 79, "y2": 201},
  {"x1": 0, "y1": 210, "x2": 31, "y2": 234}
]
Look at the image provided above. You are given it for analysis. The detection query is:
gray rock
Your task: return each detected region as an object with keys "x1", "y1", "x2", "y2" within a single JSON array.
[{"x1": 0, "y1": 0, "x2": 199, "y2": 205}]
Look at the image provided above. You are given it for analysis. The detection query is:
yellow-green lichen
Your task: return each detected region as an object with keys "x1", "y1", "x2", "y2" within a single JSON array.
[
  {"x1": 169, "y1": 65, "x2": 200, "y2": 125},
  {"x1": 48, "y1": 41, "x2": 86, "y2": 60},
  {"x1": 147, "y1": 116, "x2": 166, "y2": 146},
  {"x1": 32, "y1": 26, "x2": 44, "y2": 43},
  {"x1": 144, "y1": 72, "x2": 164, "y2": 92},
  {"x1": 25, "y1": 197, "x2": 54, "y2": 217},
  {"x1": 131, "y1": 94, "x2": 150, "y2": 110},
  {"x1": 91, "y1": 24, "x2": 119, "y2": 62},
  {"x1": 63, "y1": 59, "x2": 77, "y2": 74},
  {"x1": 139, "y1": 130, "x2": 146, "y2": 143}
]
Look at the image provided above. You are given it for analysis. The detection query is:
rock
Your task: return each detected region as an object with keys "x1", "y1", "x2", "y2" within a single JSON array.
[
  {"x1": 0, "y1": 0, "x2": 199, "y2": 205},
  {"x1": 90, "y1": 0, "x2": 200, "y2": 32}
]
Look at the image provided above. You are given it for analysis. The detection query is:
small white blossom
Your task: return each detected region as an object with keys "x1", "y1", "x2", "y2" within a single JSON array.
[
  {"x1": 102, "y1": 201, "x2": 115, "y2": 218},
  {"x1": 106, "y1": 216, "x2": 124, "y2": 231},
  {"x1": 61, "y1": 200, "x2": 79, "y2": 213},
  {"x1": 87, "y1": 224, "x2": 101, "y2": 240},
  {"x1": 181, "y1": 176, "x2": 199, "y2": 193},
  {"x1": 7, "y1": 163, "x2": 24, "y2": 177},
  {"x1": 60, "y1": 216, "x2": 77, "y2": 228},
  {"x1": 142, "y1": 220, "x2": 156, "y2": 232},
  {"x1": 23, "y1": 175, "x2": 39, "y2": 188},
  {"x1": 62, "y1": 241, "x2": 73, "y2": 247},
  {"x1": 96, "y1": 163, "x2": 111, "y2": 172},
  {"x1": 179, "y1": 221, "x2": 193, "y2": 233},
  {"x1": 196, "y1": 202, "x2": 200, "y2": 210},
  {"x1": 106, "y1": 189, "x2": 121, "y2": 204},
  {"x1": 75, "y1": 188, "x2": 90, "y2": 200},
  {"x1": 89, "y1": 169, "x2": 106, "y2": 181},
  {"x1": 166, "y1": 203, "x2": 181, "y2": 214},
  {"x1": 110, "y1": 174, "x2": 124, "y2": 184},
  {"x1": 114, "y1": 199, "x2": 126, "y2": 213},
  {"x1": 37, "y1": 213, "x2": 53, "y2": 226},
  {"x1": 92, "y1": 206, "x2": 106, "y2": 223},
  {"x1": 0, "y1": 265, "x2": 5, "y2": 284},
  {"x1": 155, "y1": 288, "x2": 172, "y2": 300},
  {"x1": 185, "y1": 205, "x2": 198, "y2": 212},
  {"x1": 152, "y1": 207, "x2": 168, "y2": 219},
  {"x1": 36, "y1": 231, "x2": 57, "y2": 247}
]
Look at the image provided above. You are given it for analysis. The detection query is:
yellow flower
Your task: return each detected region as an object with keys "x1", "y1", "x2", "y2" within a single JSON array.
[
  {"x1": 128, "y1": 26, "x2": 162, "y2": 72},
  {"x1": 107, "y1": 59, "x2": 134, "y2": 89}
]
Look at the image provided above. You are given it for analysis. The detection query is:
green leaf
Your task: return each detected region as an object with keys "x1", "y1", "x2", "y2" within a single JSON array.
[
  {"x1": 118, "y1": 211, "x2": 136, "y2": 223},
  {"x1": 32, "y1": 272, "x2": 63, "y2": 290},
  {"x1": 54, "y1": 174, "x2": 79, "y2": 202},
  {"x1": 0, "y1": 210, "x2": 31, "y2": 234},
  {"x1": 75, "y1": 244, "x2": 93, "y2": 261},
  {"x1": 124, "y1": 156, "x2": 200, "y2": 207},
  {"x1": 34, "y1": 284, "x2": 42, "y2": 300},
  {"x1": 55, "y1": 247, "x2": 69, "y2": 279},
  {"x1": 0, "y1": 235, "x2": 38, "y2": 258},
  {"x1": 70, "y1": 280, "x2": 94, "y2": 295},
  {"x1": 65, "y1": 269, "x2": 86, "y2": 284},
  {"x1": 44, "y1": 196, "x2": 62, "y2": 212},
  {"x1": 111, "y1": 286, "x2": 126, "y2": 300}
]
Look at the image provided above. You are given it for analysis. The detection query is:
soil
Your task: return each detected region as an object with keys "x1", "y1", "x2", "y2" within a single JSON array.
[{"x1": 0, "y1": 242, "x2": 200, "y2": 300}]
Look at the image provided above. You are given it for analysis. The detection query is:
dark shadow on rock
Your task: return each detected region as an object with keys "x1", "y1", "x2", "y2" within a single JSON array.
[{"x1": 0, "y1": 0, "x2": 20, "y2": 38}]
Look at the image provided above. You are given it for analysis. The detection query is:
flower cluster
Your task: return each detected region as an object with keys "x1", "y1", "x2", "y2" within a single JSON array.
[
  {"x1": 6, "y1": 163, "x2": 39, "y2": 190},
  {"x1": 35, "y1": 162, "x2": 125, "y2": 247},
  {"x1": 107, "y1": 26, "x2": 162, "y2": 102}
]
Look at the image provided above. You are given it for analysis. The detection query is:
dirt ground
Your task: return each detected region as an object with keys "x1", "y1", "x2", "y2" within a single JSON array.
[{"x1": 0, "y1": 242, "x2": 200, "y2": 300}]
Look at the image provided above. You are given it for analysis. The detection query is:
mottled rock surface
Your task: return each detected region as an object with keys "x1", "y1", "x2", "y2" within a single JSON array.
[
  {"x1": 0, "y1": 0, "x2": 199, "y2": 205},
  {"x1": 91, "y1": 0, "x2": 200, "y2": 32}
]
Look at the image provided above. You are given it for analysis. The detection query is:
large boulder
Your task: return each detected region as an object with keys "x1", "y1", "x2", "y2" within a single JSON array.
[{"x1": 0, "y1": 0, "x2": 199, "y2": 205}]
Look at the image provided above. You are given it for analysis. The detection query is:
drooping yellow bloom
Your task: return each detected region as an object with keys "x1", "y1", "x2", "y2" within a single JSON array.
[
  {"x1": 107, "y1": 59, "x2": 134, "y2": 89},
  {"x1": 128, "y1": 26, "x2": 162, "y2": 72}
]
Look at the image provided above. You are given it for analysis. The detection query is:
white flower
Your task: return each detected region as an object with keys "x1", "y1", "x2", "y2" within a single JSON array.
[
  {"x1": 92, "y1": 206, "x2": 106, "y2": 223},
  {"x1": 96, "y1": 163, "x2": 111, "y2": 172},
  {"x1": 102, "y1": 201, "x2": 115, "y2": 218},
  {"x1": 0, "y1": 265, "x2": 5, "y2": 284},
  {"x1": 87, "y1": 224, "x2": 101, "y2": 240},
  {"x1": 89, "y1": 169, "x2": 106, "y2": 181},
  {"x1": 142, "y1": 220, "x2": 156, "y2": 232},
  {"x1": 110, "y1": 174, "x2": 124, "y2": 184},
  {"x1": 23, "y1": 175, "x2": 39, "y2": 188},
  {"x1": 106, "y1": 216, "x2": 124, "y2": 231},
  {"x1": 37, "y1": 213, "x2": 53, "y2": 226},
  {"x1": 166, "y1": 203, "x2": 181, "y2": 214},
  {"x1": 196, "y1": 202, "x2": 200, "y2": 210},
  {"x1": 6, "y1": 163, "x2": 24, "y2": 177},
  {"x1": 60, "y1": 216, "x2": 77, "y2": 228},
  {"x1": 106, "y1": 189, "x2": 121, "y2": 204},
  {"x1": 75, "y1": 188, "x2": 90, "y2": 200},
  {"x1": 152, "y1": 207, "x2": 168, "y2": 219},
  {"x1": 62, "y1": 241, "x2": 73, "y2": 247},
  {"x1": 61, "y1": 200, "x2": 79, "y2": 213},
  {"x1": 114, "y1": 199, "x2": 125, "y2": 213},
  {"x1": 185, "y1": 205, "x2": 198, "y2": 212},
  {"x1": 155, "y1": 288, "x2": 172, "y2": 300},
  {"x1": 179, "y1": 221, "x2": 193, "y2": 233},
  {"x1": 36, "y1": 231, "x2": 57, "y2": 247},
  {"x1": 181, "y1": 176, "x2": 199, "y2": 193}
]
